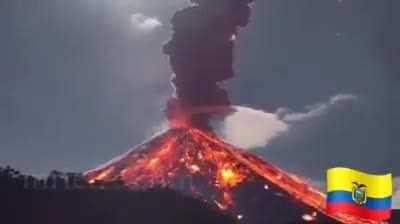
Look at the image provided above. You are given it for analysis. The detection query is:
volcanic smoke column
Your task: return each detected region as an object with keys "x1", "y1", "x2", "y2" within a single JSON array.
[{"x1": 163, "y1": 0, "x2": 254, "y2": 130}]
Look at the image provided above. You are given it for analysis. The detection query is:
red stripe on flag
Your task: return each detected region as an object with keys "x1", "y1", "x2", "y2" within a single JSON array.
[{"x1": 327, "y1": 202, "x2": 392, "y2": 221}]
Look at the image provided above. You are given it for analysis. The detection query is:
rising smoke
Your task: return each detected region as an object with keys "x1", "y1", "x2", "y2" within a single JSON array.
[
  {"x1": 216, "y1": 94, "x2": 358, "y2": 150},
  {"x1": 163, "y1": 0, "x2": 254, "y2": 130},
  {"x1": 218, "y1": 106, "x2": 288, "y2": 149}
]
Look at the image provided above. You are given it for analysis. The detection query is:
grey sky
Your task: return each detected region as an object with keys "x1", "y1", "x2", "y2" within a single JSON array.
[{"x1": 0, "y1": 0, "x2": 399, "y2": 184}]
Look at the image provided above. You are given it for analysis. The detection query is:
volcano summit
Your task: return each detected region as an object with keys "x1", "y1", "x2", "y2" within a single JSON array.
[
  {"x1": 86, "y1": 0, "x2": 383, "y2": 223},
  {"x1": 85, "y1": 128, "x2": 381, "y2": 224}
]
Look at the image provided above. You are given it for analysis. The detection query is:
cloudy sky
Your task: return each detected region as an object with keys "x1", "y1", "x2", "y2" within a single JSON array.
[{"x1": 1, "y1": 0, "x2": 399, "y2": 202}]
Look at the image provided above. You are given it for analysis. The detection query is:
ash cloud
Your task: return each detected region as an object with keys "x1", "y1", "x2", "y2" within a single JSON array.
[{"x1": 163, "y1": 0, "x2": 255, "y2": 129}]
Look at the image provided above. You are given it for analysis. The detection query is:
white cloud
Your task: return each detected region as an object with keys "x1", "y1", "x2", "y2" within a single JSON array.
[
  {"x1": 215, "y1": 93, "x2": 358, "y2": 150},
  {"x1": 277, "y1": 93, "x2": 358, "y2": 122},
  {"x1": 218, "y1": 106, "x2": 289, "y2": 149},
  {"x1": 130, "y1": 13, "x2": 162, "y2": 33}
]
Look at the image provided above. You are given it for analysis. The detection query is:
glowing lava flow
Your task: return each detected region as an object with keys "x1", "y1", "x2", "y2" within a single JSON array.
[{"x1": 85, "y1": 128, "x2": 382, "y2": 224}]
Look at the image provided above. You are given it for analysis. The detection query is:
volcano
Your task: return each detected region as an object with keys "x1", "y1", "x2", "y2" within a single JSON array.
[
  {"x1": 86, "y1": 1, "x2": 385, "y2": 223},
  {"x1": 85, "y1": 128, "x2": 381, "y2": 224}
]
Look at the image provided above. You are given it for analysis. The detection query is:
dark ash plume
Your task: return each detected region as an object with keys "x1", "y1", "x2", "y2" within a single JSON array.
[{"x1": 163, "y1": 0, "x2": 254, "y2": 130}]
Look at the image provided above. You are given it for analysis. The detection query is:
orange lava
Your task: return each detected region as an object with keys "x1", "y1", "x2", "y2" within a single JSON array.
[{"x1": 85, "y1": 128, "x2": 382, "y2": 224}]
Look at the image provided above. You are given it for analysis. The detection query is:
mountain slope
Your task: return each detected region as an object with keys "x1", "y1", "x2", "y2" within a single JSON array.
[{"x1": 85, "y1": 128, "x2": 382, "y2": 224}]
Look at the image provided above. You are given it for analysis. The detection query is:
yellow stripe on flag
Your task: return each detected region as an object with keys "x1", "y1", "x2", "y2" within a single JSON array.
[{"x1": 327, "y1": 167, "x2": 392, "y2": 198}]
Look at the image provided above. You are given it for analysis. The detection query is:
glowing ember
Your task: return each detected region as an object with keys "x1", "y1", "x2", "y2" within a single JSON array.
[
  {"x1": 85, "y1": 128, "x2": 381, "y2": 224},
  {"x1": 302, "y1": 213, "x2": 316, "y2": 222},
  {"x1": 220, "y1": 168, "x2": 235, "y2": 183},
  {"x1": 217, "y1": 164, "x2": 246, "y2": 188},
  {"x1": 88, "y1": 166, "x2": 114, "y2": 184},
  {"x1": 188, "y1": 164, "x2": 200, "y2": 173}
]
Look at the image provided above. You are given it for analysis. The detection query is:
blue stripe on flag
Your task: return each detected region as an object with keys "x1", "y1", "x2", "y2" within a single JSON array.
[{"x1": 327, "y1": 191, "x2": 392, "y2": 210}]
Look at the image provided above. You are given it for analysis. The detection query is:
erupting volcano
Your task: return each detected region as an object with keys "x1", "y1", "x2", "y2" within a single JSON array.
[
  {"x1": 86, "y1": 0, "x2": 382, "y2": 223},
  {"x1": 86, "y1": 128, "x2": 380, "y2": 224}
]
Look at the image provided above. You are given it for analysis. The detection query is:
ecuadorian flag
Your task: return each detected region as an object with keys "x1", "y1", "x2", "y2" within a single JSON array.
[{"x1": 326, "y1": 167, "x2": 392, "y2": 221}]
